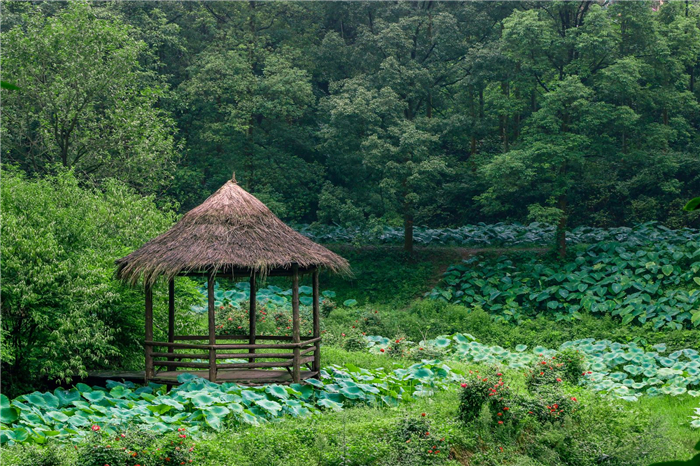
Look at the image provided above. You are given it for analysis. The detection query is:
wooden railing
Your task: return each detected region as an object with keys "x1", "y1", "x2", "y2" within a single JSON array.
[{"x1": 144, "y1": 335, "x2": 321, "y2": 383}]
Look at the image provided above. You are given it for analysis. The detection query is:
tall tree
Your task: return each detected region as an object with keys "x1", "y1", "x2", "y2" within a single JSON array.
[{"x1": 1, "y1": 2, "x2": 179, "y2": 195}]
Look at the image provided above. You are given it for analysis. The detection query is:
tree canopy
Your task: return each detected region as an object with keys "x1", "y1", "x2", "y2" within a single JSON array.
[{"x1": 2, "y1": 0, "x2": 699, "y2": 252}]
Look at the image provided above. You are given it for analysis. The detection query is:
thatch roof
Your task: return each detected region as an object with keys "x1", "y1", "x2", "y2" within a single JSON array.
[{"x1": 116, "y1": 178, "x2": 350, "y2": 285}]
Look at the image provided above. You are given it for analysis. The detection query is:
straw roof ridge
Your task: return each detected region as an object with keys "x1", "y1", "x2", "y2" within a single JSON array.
[{"x1": 116, "y1": 180, "x2": 350, "y2": 285}]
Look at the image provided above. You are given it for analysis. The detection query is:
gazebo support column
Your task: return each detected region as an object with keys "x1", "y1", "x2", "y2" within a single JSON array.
[
  {"x1": 167, "y1": 279, "x2": 175, "y2": 362},
  {"x1": 207, "y1": 271, "x2": 217, "y2": 382},
  {"x1": 292, "y1": 264, "x2": 301, "y2": 383},
  {"x1": 249, "y1": 272, "x2": 256, "y2": 364},
  {"x1": 312, "y1": 269, "x2": 321, "y2": 373},
  {"x1": 145, "y1": 284, "x2": 154, "y2": 381}
]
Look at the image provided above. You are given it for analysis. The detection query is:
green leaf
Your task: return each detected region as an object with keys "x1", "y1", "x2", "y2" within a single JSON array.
[
  {"x1": 661, "y1": 265, "x2": 674, "y2": 276},
  {"x1": 265, "y1": 385, "x2": 289, "y2": 400},
  {"x1": 190, "y1": 394, "x2": 216, "y2": 408},
  {"x1": 343, "y1": 299, "x2": 358, "y2": 308},
  {"x1": 82, "y1": 391, "x2": 105, "y2": 403},
  {"x1": 300, "y1": 296, "x2": 313, "y2": 306},
  {"x1": 683, "y1": 197, "x2": 700, "y2": 211},
  {"x1": 1, "y1": 395, "x2": 19, "y2": 424},
  {"x1": 0, "y1": 81, "x2": 19, "y2": 91},
  {"x1": 255, "y1": 399, "x2": 282, "y2": 415}
]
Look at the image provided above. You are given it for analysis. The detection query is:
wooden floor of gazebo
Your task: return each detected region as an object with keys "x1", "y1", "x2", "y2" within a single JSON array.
[{"x1": 87, "y1": 369, "x2": 319, "y2": 386}]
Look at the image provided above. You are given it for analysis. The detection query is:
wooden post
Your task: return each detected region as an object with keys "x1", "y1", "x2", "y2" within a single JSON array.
[
  {"x1": 207, "y1": 271, "x2": 217, "y2": 382},
  {"x1": 292, "y1": 264, "x2": 300, "y2": 383},
  {"x1": 312, "y1": 268, "x2": 321, "y2": 373},
  {"x1": 167, "y1": 279, "x2": 175, "y2": 362},
  {"x1": 145, "y1": 284, "x2": 154, "y2": 381},
  {"x1": 249, "y1": 271, "x2": 256, "y2": 364}
]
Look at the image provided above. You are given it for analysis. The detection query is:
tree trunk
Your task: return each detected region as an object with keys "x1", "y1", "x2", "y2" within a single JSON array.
[
  {"x1": 404, "y1": 212, "x2": 414, "y2": 254},
  {"x1": 556, "y1": 195, "x2": 567, "y2": 260}
]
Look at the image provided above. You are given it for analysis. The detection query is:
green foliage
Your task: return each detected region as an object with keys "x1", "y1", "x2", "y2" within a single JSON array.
[
  {"x1": 4, "y1": 2, "x2": 700, "y2": 230},
  {"x1": 362, "y1": 332, "x2": 700, "y2": 403},
  {"x1": 389, "y1": 416, "x2": 449, "y2": 464},
  {"x1": 0, "y1": 442, "x2": 76, "y2": 466},
  {"x1": 77, "y1": 428, "x2": 195, "y2": 466},
  {"x1": 0, "y1": 361, "x2": 461, "y2": 445},
  {"x1": 429, "y1": 235, "x2": 700, "y2": 329},
  {"x1": 300, "y1": 222, "x2": 700, "y2": 247},
  {"x1": 457, "y1": 368, "x2": 499, "y2": 424},
  {"x1": 320, "y1": 245, "x2": 459, "y2": 305},
  {"x1": 0, "y1": 168, "x2": 200, "y2": 396},
  {"x1": 1, "y1": 2, "x2": 178, "y2": 194}
]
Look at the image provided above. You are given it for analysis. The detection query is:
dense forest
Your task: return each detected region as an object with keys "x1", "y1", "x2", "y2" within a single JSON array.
[{"x1": 3, "y1": 1, "x2": 700, "y2": 254}]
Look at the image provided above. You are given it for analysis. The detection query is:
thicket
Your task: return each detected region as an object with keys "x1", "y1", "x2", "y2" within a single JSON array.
[
  {"x1": 0, "y1": 168, "x2": 200, "y2": 397},
  {"x1": 2, "y1": 2, "x2": 700, "y2": 251}
]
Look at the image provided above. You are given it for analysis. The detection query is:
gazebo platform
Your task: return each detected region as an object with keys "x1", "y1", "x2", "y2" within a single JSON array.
[{"x1": 86, "y1": 369, "x2": 319, "y2": 386}]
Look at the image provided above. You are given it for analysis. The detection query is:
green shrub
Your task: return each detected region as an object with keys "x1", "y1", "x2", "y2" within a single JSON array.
[
  {"x1": 0, "y1": 168, "x2": 201, "y2": 397},
  {"x1": 320, "y1": 298, "x2": 336, "y2": 318},
  {"x1": 0, "y1": 442, "x2": 76, "y2": 466},
  {"x1": 525, "y1": 350, "x2": 584, "y2": 393},
  {"x1": 342, "y1": 330, "x2": 368, "y2": 352},
  {"x1": 458, "y1": 368, "x2": 501, "y2": 424},
  {"x1": 77, "y1": 428, "x2": 195, "y2": 466},
  {"x1": 389, "y1": 415, "x2": 449, "y2": 465}
]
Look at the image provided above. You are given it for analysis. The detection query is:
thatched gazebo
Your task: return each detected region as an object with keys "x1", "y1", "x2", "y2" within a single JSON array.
[{"x1": 116, "y1": 176, "x2": 350, "y2": 385}]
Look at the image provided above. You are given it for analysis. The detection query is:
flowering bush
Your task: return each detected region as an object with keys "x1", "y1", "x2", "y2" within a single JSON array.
[
  {"x1": 459, "y1": 365, "x2": 580, "y2": 429},
  {"x1": 320, "y1": 298, "x2": 336, "y2": 318},
  {"x1": 77, "y1": 428, "x2": 195, "y2": 466},
  {"x1": 516, "y1": 385, "x2": 579, "y2": 425},
  {"x1": 214, "y1": 304, "x2": 314, "y2": 338},
  {"x1": 391, "y1": 415, "x2": 448, "y2": 465},
  {"x1": 341, "y1": 329, "x2": 367, "y2": 351},
  {"x1": 457, "y1": 368, "x2": 501, "y2": 424},
  {"x1": 526, "y1": 351, "x2": 582, "y2": 391}
]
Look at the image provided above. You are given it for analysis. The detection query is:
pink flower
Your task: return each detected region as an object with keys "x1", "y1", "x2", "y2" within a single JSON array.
[{"x1": 91, "y1": 425, "x2": 100, "y2": 432}]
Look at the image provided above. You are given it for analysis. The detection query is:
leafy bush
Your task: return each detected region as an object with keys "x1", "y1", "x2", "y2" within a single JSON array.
[
  {"x1": 389, "y1": 416, "x2": 449, "y2": 465},
  {"x1": 341, "y1": 330, "x2": 367, "y2": 352},
  {"x1": 428, "y1": 239, "x2": 700, "y2": 328},
  {"x1": 526, "y1": 353, "x2": 583, "y2": 390},
  {"x1": 458, "y1": 368, "x2": 500, "y2": 423},
  {"x1": 0, "y1": 442, "x2": 76, "y2": 466},
  {"x1": 0, "y1": 168, "x2": 200, "y2": 397},
  {"x1": 77, "y1": 428, "x2": 195, "y2": 466}
]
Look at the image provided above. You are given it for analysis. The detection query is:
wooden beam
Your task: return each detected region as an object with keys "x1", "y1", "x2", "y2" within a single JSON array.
[
  {"x1": 312, "y1": 269, "x2": 321, "y2": 373},
  {"x1": 292, "y1": 263, "x2": 300, "y2": 383},
  {"x1": 218, "y1": 356, "x2": 315, "y2": 370},
  {"x1": 151, "y1": 347, "x2": 316, "y2": 360},
  {"x1": 155, "y1": 361, "x2": 210, "y2": 369},
  {"x1": 168, "y1": 279, "x2": 175, "y2": 362},
  {"x1": 145, "y1": 340, "x2": 319, "y2": 350},
  {"x1": 249, "y1": 272, "x2": 256, "y2": 364},
  {"x1": 145, "y1": 284, "x2": 154, "y2": 380},
  {"x1": 173, "y1": 334, "x2": 296, "y2": 341},
  {"x1": 207, "y1": 271, "x2": 217, "y2": 382}
]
